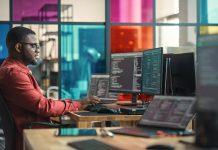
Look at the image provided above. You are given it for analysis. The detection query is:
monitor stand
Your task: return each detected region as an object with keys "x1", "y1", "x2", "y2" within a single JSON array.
[
  {"x1": 131, "y1": 93, "x2": 138, "y2": 106},
  {"x1": 116, "y1": 93, "x2": 140, "y2": 106},
  {"x1": 164, "y1": 58, "x2": 174, "y2": 95}
]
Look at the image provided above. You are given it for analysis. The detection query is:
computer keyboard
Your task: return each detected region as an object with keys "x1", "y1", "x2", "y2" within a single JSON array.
[
  {"x1": 68, "y1": 139, "x2": 121, "y2": 150},
  {"x1": 84, "y1": 104, "x2": 106, "y2": 112}
]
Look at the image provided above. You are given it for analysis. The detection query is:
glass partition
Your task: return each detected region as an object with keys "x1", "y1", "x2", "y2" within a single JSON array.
[
  {"x1": 111, "y1": 26, "x2": 153, "y2": 53},
  {"x1": 0, "y1": 24, "x2": 9, "y2": 59},
  {"x1": 13, "y1": 0, "x2": 58, "y2": 21},
  {"x1": 110, "y1": 0, "x2": 153, "y2": 23},
  {"x1": 61, "y1": 0, "x2": 105, "y2": 22},
  {"x1": 200, "y1": 0, "x2": 218, "y2": 23},
  {"x1": 61, "y1": 25, "x2": 106, "y2": 99}
]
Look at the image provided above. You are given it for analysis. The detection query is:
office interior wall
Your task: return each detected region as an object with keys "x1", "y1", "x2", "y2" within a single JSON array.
[
  {"x1": 61, "y1": 0, "x2": 105, "y2": 22},
  {"x1": 179, "y1": 0, "x2": 197, "y2": 23},
  {"x1": 156, "y1": 0, "x2": 179, "y2": 21},
  {"x1": 0, "y1": 0, "x2": 9, "y2": 21},
  {"x1": 156, "y1": 0, "x2": 196, "y2": 23},
  {"x1": 156, "y1": 26, "x2": 196, "y2": 54}
]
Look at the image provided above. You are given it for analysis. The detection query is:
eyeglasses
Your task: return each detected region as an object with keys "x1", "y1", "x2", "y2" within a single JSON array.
[{"x1": 19, "y1": 42, "x2": 40, "y2": 51}]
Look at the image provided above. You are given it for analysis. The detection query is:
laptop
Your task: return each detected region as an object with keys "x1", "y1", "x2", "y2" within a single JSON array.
[
  {"x1": 110, "y1": 95, "x2": 196, "y2": 137},
  {"x1": 87, "y1": 74, "x2": 118, "y2": 104}
]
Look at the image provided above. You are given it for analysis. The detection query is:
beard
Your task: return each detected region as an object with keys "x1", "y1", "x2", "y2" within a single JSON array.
[
  {"x1": 30, "y1": 58, "x2": 38, "y2": 65},
  {"x1": 22, "y1": 51, "x2": 38, "y2": 66},
  {"x1": 20, "y1": 45, "x2": 40, "y2": 66}
]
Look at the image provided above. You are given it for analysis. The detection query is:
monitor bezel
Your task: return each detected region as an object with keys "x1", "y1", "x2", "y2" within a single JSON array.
[
  {"x1": 162, "y1": 52, "x2": 196, "y2": 96},
  {"x1": 138, "y1": 95, "x2": 196, "y2": 129}
]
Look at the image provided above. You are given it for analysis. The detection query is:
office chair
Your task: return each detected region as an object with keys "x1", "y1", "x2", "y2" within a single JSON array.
[
  {"x1": 0, "y1": 93, "x2": 69, "y2": 150},
  {"x1": 0, "y1": 94, "x2": 16, "y2": 150},
  {"x1": 0, "y1": 59, "x2": 4, "y2": 65},
  {"x1": 46, "y1": 86, "x2": 59, "y2": 99}
]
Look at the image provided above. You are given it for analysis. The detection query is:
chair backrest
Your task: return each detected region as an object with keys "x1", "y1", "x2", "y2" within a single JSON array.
[
  {"x1": 0, "y1": 59, "x2": 4, "y2": 65},
  {"x1": 46, "y1": 86, "x2": 59, "y2": 99},
  {"x1": 0, "y1": 93, "x2": 16, "y2": 150}
]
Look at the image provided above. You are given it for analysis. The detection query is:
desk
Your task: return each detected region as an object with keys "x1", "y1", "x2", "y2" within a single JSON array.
[
  {"x1": 68, "y1": 111, "x2": 141, "y2": 128},
  {"x1": 23, "y1": 128, "x2": 201, "y2": 150},
  {"x1": 66, "y1": 103, "x2": 143, "y2": 128},
  {"x1": 51, "y1": 102, "x2": 194, "y2": 129},
  {"x1": 50, "y1": 103, "x2": 143, "y2": 127}
]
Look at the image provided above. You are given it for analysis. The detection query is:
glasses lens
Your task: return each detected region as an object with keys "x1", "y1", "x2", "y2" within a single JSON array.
[
  {"x1": 28, "y1": 43, "x2": 40, "y2": 50},
  {"x1": 20, "y1": 42, "x2": 40, "y2": 51},
  {"x1": 32, "y1": 44, "x2": 40, "y2": 50}
]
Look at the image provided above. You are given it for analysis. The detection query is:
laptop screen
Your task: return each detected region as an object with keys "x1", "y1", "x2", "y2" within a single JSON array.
[
  {"x1": 87, "y1": 74, "x2": 118, "y2": 100},
  {"x1": 139, "y1": 96, "x2": 196, "y2": 129}
]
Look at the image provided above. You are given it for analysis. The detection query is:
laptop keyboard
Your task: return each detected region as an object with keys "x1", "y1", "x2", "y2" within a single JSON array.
[
  {"x1": 110, "y1": 127, "x2": 157, "y2": 137},
  {"x1": 99, "y1": 98, "x2": 117, "y2": 104},
  {"x1": 75, "y1": 111, "x2": 119, "y2": 116},
  {"x1": 68, "y1": 139, "x2": 121, "y2": 150}
]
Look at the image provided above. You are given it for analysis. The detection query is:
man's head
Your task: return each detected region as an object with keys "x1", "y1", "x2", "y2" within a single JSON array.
[{"x1": 6, "y1": 26, "x2": 40, "y2": 65}]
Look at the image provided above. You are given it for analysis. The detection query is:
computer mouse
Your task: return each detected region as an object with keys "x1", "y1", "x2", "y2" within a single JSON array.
[
  {"x1": 146, "y1": 144, "x2": 174, "y2": 150},
  {"x1": 97, "y1": 107, "x2": 116, "y2": 114}
]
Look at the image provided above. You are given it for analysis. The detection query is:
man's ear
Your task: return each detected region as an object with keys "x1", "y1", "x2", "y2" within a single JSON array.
[{"x1": 15, "y1": 43, "x2": 22, "y2": 53}]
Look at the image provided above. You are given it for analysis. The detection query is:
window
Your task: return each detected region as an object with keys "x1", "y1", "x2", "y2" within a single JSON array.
[
  {"x1": 0, "y1": 0, "x2": 218, "y2": 99},
  {"x1": 200, "y1": 0, "x2": 218, "y2": 23}
]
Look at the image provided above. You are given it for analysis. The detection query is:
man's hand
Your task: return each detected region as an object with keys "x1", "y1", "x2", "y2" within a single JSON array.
[{"x1": 78, "y1": 95, "x2": 101, "y2": 110}]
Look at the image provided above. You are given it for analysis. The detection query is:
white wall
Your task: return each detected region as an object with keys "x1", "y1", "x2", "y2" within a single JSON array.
[
  {"x1": 156, "y1": 0, "x2": 179, "y2": 19},
  {"x1": 0, "y1": 0, "x2": 9, "y2": 21},
  {"x1": 61, "y1": 0, "x2": 105, "y2": 22}
]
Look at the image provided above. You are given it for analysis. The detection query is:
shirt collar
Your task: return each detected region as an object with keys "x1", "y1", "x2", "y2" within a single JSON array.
[{"x1": 5, "y1": 57, "x2": 31, "y2": 74}]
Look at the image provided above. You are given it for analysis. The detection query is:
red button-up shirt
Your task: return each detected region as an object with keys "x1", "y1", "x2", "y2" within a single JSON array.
[{"x1": 0, "y1": 57, "x2": 81, "y2": 150}]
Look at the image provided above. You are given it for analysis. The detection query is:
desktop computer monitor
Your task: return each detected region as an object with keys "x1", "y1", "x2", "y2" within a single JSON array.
[
  {"x1": 88, "y1": 74, "x2": 110, "y2": 98},
  {"x1": 141, "y1": 47, "x2": 163, "y2": 95},
  {"x1": 87, "y1": 74, "x2": 118, "y2": 101},
  {"x1": 163, "y1": 52, "x2": 196, "y2": 96},
  {"x1": 109, "y1": 52, "x2": 142, "y2": 105}
]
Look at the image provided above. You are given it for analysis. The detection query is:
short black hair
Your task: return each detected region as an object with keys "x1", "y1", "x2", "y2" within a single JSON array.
[{"x1": 6, "y1": 26, "x2": 36, "y2": 50}]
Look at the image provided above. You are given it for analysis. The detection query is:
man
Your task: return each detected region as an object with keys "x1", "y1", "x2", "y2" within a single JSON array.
[{"x1": 0, "y1": 26, "x2": 100, "y2": 150}]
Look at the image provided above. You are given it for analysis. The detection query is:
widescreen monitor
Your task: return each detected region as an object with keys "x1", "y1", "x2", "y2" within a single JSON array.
[{"x1": 141, "y1": 47, "x2": 163, "y2": 95}]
